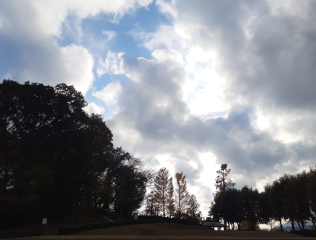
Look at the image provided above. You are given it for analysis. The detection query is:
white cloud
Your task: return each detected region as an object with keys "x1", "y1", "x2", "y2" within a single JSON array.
[
  {"x1": 3, "y1": 42, "x2": 94, "y2": 95},
  {"x1": 83, "y1": 102, "x2": 105, "y2": 115},
  {"x1": 155, "y1": 0, "x2": 178, "y2": 20},
  {"x1": 152, "y1": 49, "x2": 184, "y2": 65},
  {"x1": 93, "y1": 81, "x2": 123, "y2": 110},
  {"x1": 129, "y1": 24, "x2": 182, "y2": 51},
  {"x1": 102, "y1": 30, "x2": 116, "y2": 41},
  {"x1": 97, "y1": 51, "x2": 125, "y2": 76},
  {"x1": 0, "y1": 0, "x2": 152, "y2": 94}
]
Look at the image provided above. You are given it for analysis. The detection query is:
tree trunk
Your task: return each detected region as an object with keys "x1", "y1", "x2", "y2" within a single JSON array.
[
  {"x1": 297, "y1": 220, "x2": 302, "y2": 231},
  {"x1": 300, "y1": 220, "x2": 305, "y2": 231},
  {"x1": 291, "y1": 221, "x2": 295, "y2": 232},
  {"x1": 279, "y1": 218, "x2": 283, "y2": 231},
  {"x1": 311, "y1": 218, "x2": 316, "y2": 229}
]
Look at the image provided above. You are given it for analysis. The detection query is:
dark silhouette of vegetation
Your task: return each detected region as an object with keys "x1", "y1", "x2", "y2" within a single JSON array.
[
  {"x1": 209, "y1": 164, "x2": 316, "y2": 232},
  {"x1": 143, "y1": 169, "x2": 201, "y2": 224},
  {"x1": 212, "y1": 164, "x2": 235, "y2": 230},
  {"x1": 0, "y1": 80, "x2": 152, "y2": 230}
]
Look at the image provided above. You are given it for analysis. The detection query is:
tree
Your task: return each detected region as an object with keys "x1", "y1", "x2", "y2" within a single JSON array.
[
  {"x1": 308, "y1": 166, "x2": 316, "y2": 229},
  {"x1": 240, "y1": 221, "x2": 260, "y2": 231},
  {"x1": 215, "y1": 164, "x2": 235, "y2": 193},
  {"x1": 0, "y1": 80, "x2": 116, "y2": 229},
  {"x1": 144, "y1": 190, "x2": 160, "y2": 216},
  {"x1": 175, "y1": 172, "x2": 190, "y2": 219},
  {"x1": 154, "y1": 167, "x2": 170, "y2": 217},
  {"x1": 166, "y1": 177, "x2": 176, "y2": 218},
  {"x1": 185, "y1": 194, "x2": 201, "y2": 223},
  {"x1": 100, "y1": 147, "x2": 153, "y2": 216},
  {"x1": 211, "y1": 188, "x2": 243, "y2": 230},
  {"x1": 270, "y1": 177, "x2": 288, "y2": 231},
  {"x1": 239, "y1": 186, "x2": 260, "y2": 231},
  {"x1": 187, "y1": 194, "x2": 200, "y2": 218},
  {"x1": 258, "y1": 185, "x2": 275, "y2": 230},
  {"x1": 213, "y1": 164, "x2": 235, "y2": 230},
  {"x1": 285, "y1": 172, "x2": 310, "y2": 231}
]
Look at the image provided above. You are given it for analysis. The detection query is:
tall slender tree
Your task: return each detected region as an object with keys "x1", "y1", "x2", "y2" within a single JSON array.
[
  {"x1": 175, "y1": 172, "x2": 190, "y2": 219},
  {"x1": 166, "y1": 177, "x2": 176, "y2": 218},
  {"x1": 153, "y1": 167, "x2": 170, "y2": 217},
  {"x1": 213, "y1": 164, "x2": 235, "y2": 230}
]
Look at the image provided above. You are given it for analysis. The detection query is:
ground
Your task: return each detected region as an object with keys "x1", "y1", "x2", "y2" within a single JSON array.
[{"x1": 22, "y1": 222, "x2": 310, "y2": 239}]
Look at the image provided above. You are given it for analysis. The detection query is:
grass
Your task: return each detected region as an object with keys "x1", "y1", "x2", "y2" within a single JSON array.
[
  {"x1": 1, "y1": 206, "x2": 108, "y2": 236},
  {"x1": 21, "y1": 222, "x2": 309, "y2": 239}
]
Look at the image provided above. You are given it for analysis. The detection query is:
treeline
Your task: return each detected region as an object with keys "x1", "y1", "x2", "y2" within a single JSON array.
[
  {"x1": 142, "y1": 167, "x2": 201, "y2": 224},
  {"x1": 0, "y1": 80, "x2": 153, "y2": 230},
  {"x1": 210, "y1": 164, "x2": 316, "y2": 231}
]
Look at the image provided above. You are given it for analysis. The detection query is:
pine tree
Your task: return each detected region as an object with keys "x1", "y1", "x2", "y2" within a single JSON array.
[
  {"x1": 175, "y1": 172, "x2": 190, "y2": 219},
  {"x1": 166, "y1": 177, "x2": 176, "y2": 218},
  {"x1": 215, "y1": 164, "x2": 235, "y2": 193},
  {"x1": 154, "y1": 167, "x2": 170, "y2": 217},
  {"x1": 213, "y1": 164, "x2": 235, "y2": 230}
]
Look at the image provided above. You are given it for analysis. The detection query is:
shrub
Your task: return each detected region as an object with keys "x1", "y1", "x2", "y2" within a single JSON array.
[{"x1": 240, "y1": 221, "x2": 260, "y2": 231}]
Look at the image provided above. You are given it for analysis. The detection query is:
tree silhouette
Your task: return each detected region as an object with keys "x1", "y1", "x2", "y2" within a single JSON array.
[
  {"x1": 166, "y1": 177, "x2": 176, "y2": 218},
  {"x1": 215, "y1": 164, "x2": 235, "y2": 193},
  {"x1": 154, "y1": 167, "x2": 170, "y2": 217},
  {"x1": 175, "y1": 172, "x2": 190, "y2": 219}
]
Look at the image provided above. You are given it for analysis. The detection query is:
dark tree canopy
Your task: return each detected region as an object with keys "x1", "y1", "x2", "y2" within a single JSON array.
[{"x1": 0, "y1": 80, "x2": 150, "y2": 230}]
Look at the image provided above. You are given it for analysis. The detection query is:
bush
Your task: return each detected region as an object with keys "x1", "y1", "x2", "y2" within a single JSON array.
[
  {"x1": 240, "y1": 221, "x2": 260, "y2": 231},
  {"x1": 58, "y1": 219, "x2": 159, "y2": 235}
]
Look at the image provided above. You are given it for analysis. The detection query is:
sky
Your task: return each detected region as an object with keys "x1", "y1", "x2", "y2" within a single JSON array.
[{"x1": 1, "y1": 0, "x2": 316, "y2": 220}]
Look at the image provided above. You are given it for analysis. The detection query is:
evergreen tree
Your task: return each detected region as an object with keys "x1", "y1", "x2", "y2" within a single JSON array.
[{"x1": 215, "y1": 164, "x2": 235, "y2": 193}]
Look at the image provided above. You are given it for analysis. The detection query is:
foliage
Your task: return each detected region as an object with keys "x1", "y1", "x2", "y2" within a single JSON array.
[
  {"x1": 0, "y1": 80, "x2": 152, "y2": 230},
  {"x1": 211, "y1": 164, "x2": 316, "y2": 232},
  {"x1": 215, "y1": 164, "x2": 235, "y2": 193},
  {"x1": 154, "y1": 167, "x2": 171, "y2": 217},
  {"x1": 166, "y1": 177, "x2": 176, "y2": 218},
  {"x1": 144, "y1": 190, "x2": 160, "y2": 216},
  {"x1": 240, "y1": 221, "x2": 260, "y2": 231},
  {"x1": 175, "y1": 172, "x2": 190, "y2": 219}
]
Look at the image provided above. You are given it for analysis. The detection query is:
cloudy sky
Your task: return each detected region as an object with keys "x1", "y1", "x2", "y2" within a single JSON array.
[{"x1": 1, "y1": 0, "x2": 316, "y2": 218}]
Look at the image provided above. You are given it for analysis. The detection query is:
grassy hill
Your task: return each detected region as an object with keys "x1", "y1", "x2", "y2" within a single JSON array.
[{"x1": 24, "y1": 222, "x2": 308, "y2": 239}]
